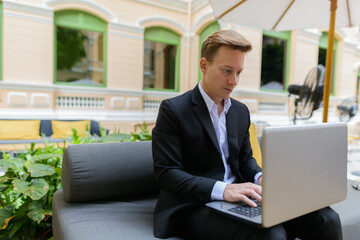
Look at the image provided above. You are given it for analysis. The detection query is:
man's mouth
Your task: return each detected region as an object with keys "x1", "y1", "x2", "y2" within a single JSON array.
[{"x1": 224, "y1": 88, "x2": 234, "y2": 93}]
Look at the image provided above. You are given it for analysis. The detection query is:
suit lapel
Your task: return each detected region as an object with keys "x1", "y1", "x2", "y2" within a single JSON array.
[{"x1": 192, "y1": 85, "x2": 221, "y2": 154}]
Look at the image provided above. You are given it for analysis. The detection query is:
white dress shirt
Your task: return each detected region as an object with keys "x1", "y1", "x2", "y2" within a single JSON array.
[{"x1": 198, "y1": 83, "x2": 262, "y2": 201}]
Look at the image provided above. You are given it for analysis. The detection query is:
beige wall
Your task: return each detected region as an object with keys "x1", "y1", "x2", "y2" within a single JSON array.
[
  {"x1": 188, "y1": 5, "x2": 216, "y2": 89},
  {"x1": 3, "y1": 10, "x2": 53, "y2": 84},
  {"x1": 337, "y1": 49, "x2": 359, "y2": 96},
  {"x1": 101, "y1": 0, "x2": 187, "y2": 26},
  {"x1": 107, "y1": 33, "x2": 144, "y2": 90},
  {"x1": 233, "y1": 26, "x2": 263, "y2": 91},
  {"x1": 290, "y1": 31, "x2": 320, "y2": 86}
]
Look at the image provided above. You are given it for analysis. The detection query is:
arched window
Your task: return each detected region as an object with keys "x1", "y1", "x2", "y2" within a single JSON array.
[
  {"x1": 0, "y1": 1, "x2": 3, "y2": 80},
  {"x1": 54, "y1": 10, "x2": 107, "y2": 86},
  {"x1": 318, "y1": 32, "x2": 338, "y2": 95},
  {"x1": 198, "y1": 22, "x2": 220, "y2": 82},
  {"x1": 143, "y1": 27, "x2": 180, "y2": 91},
  {"x1": 261, "y1": 31, "x2": 291, "y2": 92}
]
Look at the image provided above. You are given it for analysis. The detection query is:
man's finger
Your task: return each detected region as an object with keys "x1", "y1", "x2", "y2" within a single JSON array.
[
  {"x1": 246, "y1": 183, "x2": 262, "y2": 195},
  {"x1": 243, "y1": 189, "x2": 262, "y2": 203},
  {"x1": 250, "y1": 190, "x2": 262, "y2": 203},
  {"x1": 240, "y1": 195, "x2": 257, "y2": 208},
  {"x1": 252, "y1": 184, "x2": 262, "y2": 195}
]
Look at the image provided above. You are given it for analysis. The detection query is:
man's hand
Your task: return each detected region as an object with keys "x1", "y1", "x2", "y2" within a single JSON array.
[{"x1": 223, "y1": 183, "x2": 262, "y2": 207}]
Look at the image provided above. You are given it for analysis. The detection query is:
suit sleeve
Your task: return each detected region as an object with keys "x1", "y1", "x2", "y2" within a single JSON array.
[
  {"x1": 152, "y1": 100, "x2": 217, "y2": 203},
  {"x1": 238, "y1": 106, "x2": 262, "y2": 182}
]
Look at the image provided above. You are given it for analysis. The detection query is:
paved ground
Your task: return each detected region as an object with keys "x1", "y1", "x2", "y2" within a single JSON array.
[{"x1": 347, "y1": 145, "x2": 360, "y2": 180}]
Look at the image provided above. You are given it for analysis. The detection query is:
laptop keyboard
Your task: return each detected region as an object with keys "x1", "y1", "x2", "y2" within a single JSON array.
[{"x1": 228, "y1": 200, "x2": 262, "y2": 218}]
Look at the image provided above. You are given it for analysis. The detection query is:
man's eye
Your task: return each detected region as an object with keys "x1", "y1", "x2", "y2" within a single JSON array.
[
  {"x1": 223, "y1": 69, "x2": 231, "y2": 73},
  {"x1": 237, "y1": 71, "x2": 241, "y2": 76}
]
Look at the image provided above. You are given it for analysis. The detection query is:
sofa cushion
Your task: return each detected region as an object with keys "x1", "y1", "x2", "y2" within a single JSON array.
[
  {"x1": 249, "y1": 123, "x2": 262, "y2": 167},
  {"x1": 0, "y1": 120, "x2": 41, "y2": 140},
  {"x1": 51, "y1": 120, "x2": 91, "y2": 138},
  {"x1": 40, "y1": 120, "x2": 103, "y2": 137},
  {"x1": 53, "y1": 190, "x2": 181, "y2": 240},
  {"x1": 62, "y1": 141, "x2": 157, "y2": 202},
  {"x1": 331, "y1": 180, "x2": 360, "y2": 240}
]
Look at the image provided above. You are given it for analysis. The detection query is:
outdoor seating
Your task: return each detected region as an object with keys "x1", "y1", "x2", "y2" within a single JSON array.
[
  {"x1": 53, "y1": 140, "x2": 360, "y2": 240},
  {"x1": 0, "y1": 119, "x2": 103, "y2": 154}
]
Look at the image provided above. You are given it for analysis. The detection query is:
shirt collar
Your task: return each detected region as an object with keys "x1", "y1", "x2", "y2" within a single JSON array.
[{"x1": 198, "y1": 82, "x2": 231, "y2": 114}]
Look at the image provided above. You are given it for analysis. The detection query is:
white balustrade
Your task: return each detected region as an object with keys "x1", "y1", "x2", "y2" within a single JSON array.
[{"x1": 56, "y1": 96, "x2": 105, "y2": 109}]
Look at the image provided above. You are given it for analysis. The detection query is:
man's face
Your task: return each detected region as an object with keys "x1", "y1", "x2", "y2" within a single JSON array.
[{"x1": 200, "y1": 45, "x2": 245, "y2": 105}]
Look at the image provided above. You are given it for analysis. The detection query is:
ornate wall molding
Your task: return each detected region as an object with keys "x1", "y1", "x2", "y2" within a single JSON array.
[
  {"x1": 138, "y1": 15, "x2": 187, "y2": 34},
  {"x1": 45, "y1": 0, "x2": 117, "y2": 22},
  {"x1": 4, "y1": 1, "x2": 53, "y2": 16}
]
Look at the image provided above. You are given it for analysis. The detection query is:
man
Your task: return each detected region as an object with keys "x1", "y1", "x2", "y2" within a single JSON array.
[{"x1": 152, "y1": 30, "x2": 342, "y2": 240}]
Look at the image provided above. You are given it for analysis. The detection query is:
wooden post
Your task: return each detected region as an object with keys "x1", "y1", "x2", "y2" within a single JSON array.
[{"x1": 322, "y1": 0, "x2": 338, "y2": 122}]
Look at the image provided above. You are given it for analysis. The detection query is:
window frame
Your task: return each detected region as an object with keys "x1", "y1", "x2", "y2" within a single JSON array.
[
  {"x1": 143, "y1": 27, "x2": 180, "y2": 92},
  {"x1": 261, "y1": 30, "x2": 291, "y2": 93},
  {"x1": 54, "y1": 10, "x2": 107, "y2": 87}
]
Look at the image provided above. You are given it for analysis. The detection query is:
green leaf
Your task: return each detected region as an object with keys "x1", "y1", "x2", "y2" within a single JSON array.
[
  {"x1": 15, "y1": 198, "x2": 31, "y2": 219},
  {"x1": 27, "y1": 201, "x2": 52, "y2": 224},
  {"x1": 0, "y1": 205, "x2": 15, "y2": 229},
  {"x1": 54, "y1": 168, "x2": 62, "y2": 177},
  {"x1": 24, "y1": 162, "x2": 55, "y2": 177},
  {"x1": 1, "y1": 151, "x2": 10, "y2": 159},
  {"x1": 0, "y1": 176, "x2": 9, "y2": 184},
  {"x1": 0, "y1": 184, "x2": 8, "y2": 192},
  {"x1": 9, "y1": 218, "x2": 24, "y2": 238},
  {"x1": 0, "y1": 158, "x2": 25, "y2": 172},
  {"x1": 139, "y1": 133, "x2": 152, "y2": 140},
  {"x1": 31, "y1": 154, "x2": 62, "y2": 162},
  {"x1": 25, "y1": 154, "x2": 32, "y2": 161},
  {"x1": 29, "y1": 142, "x2": 36, "y2": 153},
  {"x1": 12, "y1": 179, "x2": 49, "y2": 201},
  {"x1": 101, "y1": 133, "x2": 132, "y2": 142},
  {"x1": 18, "y1": 171, "x2": 30, "y2": 181}
]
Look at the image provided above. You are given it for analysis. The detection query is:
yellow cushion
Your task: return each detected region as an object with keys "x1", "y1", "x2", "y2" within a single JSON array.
[
  {"x1": 249, "y1": 123, "x2": 262, "y2": 167},
  {"x1": 0, "y1": 120, "x2": 41, "y2": 140},
  {"x1": 51, "y1": 120, "x2": 91, "y2": 138}
]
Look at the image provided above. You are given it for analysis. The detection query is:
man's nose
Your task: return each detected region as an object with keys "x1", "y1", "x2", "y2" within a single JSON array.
[{"x1": 229, "y1": 74, "x2": 239, "y2": 85}]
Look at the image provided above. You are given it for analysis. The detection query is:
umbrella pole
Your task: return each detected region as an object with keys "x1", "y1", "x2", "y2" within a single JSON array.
[{"x1": 322, "y1": 0, "x2": 338, "y2": 123}]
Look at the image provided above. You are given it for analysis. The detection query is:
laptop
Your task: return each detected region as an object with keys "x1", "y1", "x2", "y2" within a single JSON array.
[{"x1": 206, "y1": 123, "x2": 348, "y2": 228}]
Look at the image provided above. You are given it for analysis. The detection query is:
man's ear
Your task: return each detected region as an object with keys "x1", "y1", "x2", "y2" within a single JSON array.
[{"x1": 200, "y1": 58, "x2": 207, "y2": 75}]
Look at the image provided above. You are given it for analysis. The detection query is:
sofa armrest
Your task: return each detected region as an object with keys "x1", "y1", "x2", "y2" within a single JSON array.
[{"x1": 62, "y1": 141, "x2": 157, "y2": 202}]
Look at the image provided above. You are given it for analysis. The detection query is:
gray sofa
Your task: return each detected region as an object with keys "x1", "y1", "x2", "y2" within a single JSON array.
[{"x1": 52, "y1": 141, "x2": 360, "y2": 240}]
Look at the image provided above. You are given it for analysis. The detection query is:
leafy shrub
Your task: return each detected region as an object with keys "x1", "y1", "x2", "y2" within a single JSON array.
[
  {"x1": 0, "y1": 141, "x2": 63, "y2": 239},
  {"x1": 0, "y1": 123, "x2": 151, "y2": 239}
]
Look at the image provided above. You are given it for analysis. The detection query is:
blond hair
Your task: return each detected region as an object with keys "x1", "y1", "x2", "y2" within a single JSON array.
[{"x1": 201, "y1": 30, "x2": 252, "y2": 63}]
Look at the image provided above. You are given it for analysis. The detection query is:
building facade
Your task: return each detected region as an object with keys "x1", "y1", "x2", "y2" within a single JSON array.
[{"x1": 1, "y1": 0, "x2": 360, "y2": 132}]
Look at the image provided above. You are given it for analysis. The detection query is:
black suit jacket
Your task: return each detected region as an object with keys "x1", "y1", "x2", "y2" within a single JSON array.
[{"x1": 152, "y1": 85, "x2": 261, "y2": 238}]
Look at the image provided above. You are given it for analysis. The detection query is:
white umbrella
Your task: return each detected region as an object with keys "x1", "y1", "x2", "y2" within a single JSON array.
[{"x1": 208, "y1": 0, "x2": 360, "y2": 122}]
